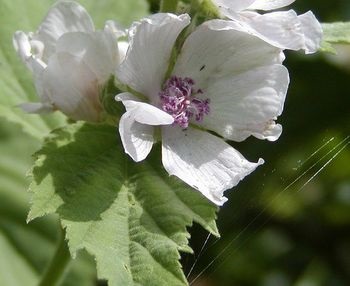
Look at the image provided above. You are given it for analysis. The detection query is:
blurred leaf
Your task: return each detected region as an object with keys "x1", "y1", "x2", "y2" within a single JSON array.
[
  {"x1": 321, "y1": 22, "x2": 350, "y2": 53},
  {"x1": 295, "y1": 259, "x2": 329, "y2": 286},
  {"x1": 0, "y1": 230, "x2": 37, "y2": 286},
  {"x1": 29, "y1": 122, "x2": 219, "y2": 286},
  {"x1": 78, "y1": 0, "x2": 149, "y2": 28},
  {"x1": 0, "y1": 120, "x2": 97, "y2": 286}
]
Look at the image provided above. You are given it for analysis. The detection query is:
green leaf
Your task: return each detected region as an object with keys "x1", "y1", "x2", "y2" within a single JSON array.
[
  {"x1": 29, "y1": 122, "x2": 219, "y2": 286},
  {"x1": 79, "y1": 0, "x2": 149, "y2": 28},
  {"x1": 0, "y1": 0, "x2": 149, "y2": 139},
  {"x1": 0, "y1": 230, "x2": 37, "y2": 286},
  {"x1": 320, "y1": 22, "x2": 350, "y2": 53}
]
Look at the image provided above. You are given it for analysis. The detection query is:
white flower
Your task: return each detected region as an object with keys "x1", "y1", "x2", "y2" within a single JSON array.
[
  {"x1": 212, "y1": 0, "x2": 323, "y2": 54},
  {"x1": 115, "y1": 13, "x2": 290, "y2": 205},
  {"x1": 13, "y1": 1, "x2": 125, "y2": 121}
]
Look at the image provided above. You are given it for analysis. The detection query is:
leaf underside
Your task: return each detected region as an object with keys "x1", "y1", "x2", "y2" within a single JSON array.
[{"x1": 321, "y1": 22, "x2": 350, "y2": 53}]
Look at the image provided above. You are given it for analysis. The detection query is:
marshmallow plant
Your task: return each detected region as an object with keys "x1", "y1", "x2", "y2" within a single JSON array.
[{"x1": 7, "y1": 0, "x2": 348, "y2": 285}]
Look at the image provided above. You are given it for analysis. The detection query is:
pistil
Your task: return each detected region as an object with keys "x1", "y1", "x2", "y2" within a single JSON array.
[{"x1": 159, "y1": 76, "x2": 210, "y2": 128}]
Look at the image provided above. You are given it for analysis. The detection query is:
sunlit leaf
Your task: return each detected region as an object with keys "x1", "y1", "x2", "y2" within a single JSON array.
[{"x1": 29, "y1": 122, "x2": 219, "y2": 286}]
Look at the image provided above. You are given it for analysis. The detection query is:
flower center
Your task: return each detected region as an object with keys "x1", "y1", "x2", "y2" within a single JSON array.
[{"x1": 159, "y1": 76, "x2": 210, "y2": 128}]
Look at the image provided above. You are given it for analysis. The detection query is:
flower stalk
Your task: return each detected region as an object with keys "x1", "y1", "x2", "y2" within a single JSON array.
[
  {"x1": 38, "y1": 227, "x2": 71, "y2": 286},
  {"x1": 190, "y1": 0, "x2": 220, "y2": 19}
]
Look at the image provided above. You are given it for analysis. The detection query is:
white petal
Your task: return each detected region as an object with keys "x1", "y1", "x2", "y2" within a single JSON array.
[
  {"x1": 133, "y1": 103, "x2": 174, "y2": 125},
  {"x1": 162, "y1": 127, "x2": 264, "y2": 205},
  {"x1": 116, "y1": 13, "x2": 190, "y2": 100},
  {"x1": 116, "y1": 95, "x2": 173, "y2": 162},
  {"x1": 117, "y1": 41, "x2": 129, "y2": 62},
  {"x1": 240, "y1": 10, "x2": 304, "y2": 50},
  {"x1": 298, "y1": 11, "x2": 323, "y2": 54},
  {"x1": 119, "y1": 111, "x2": 154, "y2": 162},
  {"x1": 115, "y1": 92, "x2": 140, "y2": 102},
  {"x1": 13, "y1": 32, "x2": 46, "y2": 71},
  {"x1": 18, "y1": 102, "x2": 53, "y2": 113},
  {"x1": 13, "y1": 31, "x2": 32, "y2": 63},
  {"x1": 227, "y1": 10, "x2": 322, "y2": 53},
  {"x1": 116, "y1": 95, "x2": 174, "y2": 125},
  {"x1": 248, "y1": 0, "x2": 295, "y2": 11},
  {"x1": 13, "y1": 44, "x2": 52, "y2": 110},
  {"x1": 33, "y1": 1, "x2": 94, "y2": 62},
  {"x1": 202, "y1": 64, "x2": 289, "y2": 142},
  {"x1": 28, "y1": 57, "x2": 54, "y2": 108},
  {"x1": 116, "y1": 94, "x2": 174, "y2": 161},
  {"x1": 56, "y1": 31, "x2": 118, "y2": 83},
  {"x1": 173, "y1": 19, "x2": 283, "y2": 89},
  {"x1": 212, "y1": 0, "x2": 256, "y2": 12},
  {"x1": 43, "y1": 53, "x2": 102, "y2": 121},
  {"x1": 104, "y1": 20, "x2": 126, "y2": 38}
]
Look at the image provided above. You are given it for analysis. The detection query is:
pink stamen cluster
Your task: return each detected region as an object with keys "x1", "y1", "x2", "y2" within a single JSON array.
[{"x1": 159, "y1": 76, "x2": 210, "y2": 128}]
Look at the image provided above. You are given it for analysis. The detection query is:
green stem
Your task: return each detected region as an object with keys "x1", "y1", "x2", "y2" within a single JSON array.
[
  {"x1": 191, "y1": 0, "x2": 221, "y2": 19},
  {"x1": 38, "y1": 228, "x2": 71, "y2": 286},
  {"x1": 159, "y1": 0, "x2": 179, "y2": 12}
]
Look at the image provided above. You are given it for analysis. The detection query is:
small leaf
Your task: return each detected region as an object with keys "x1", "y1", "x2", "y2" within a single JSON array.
[
  {"x1": 320, "y1": 22, "x2": 350, "y2": 53},
  {"x1": 29, "y1": 122, "x2": 219, "y2": 286}
]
